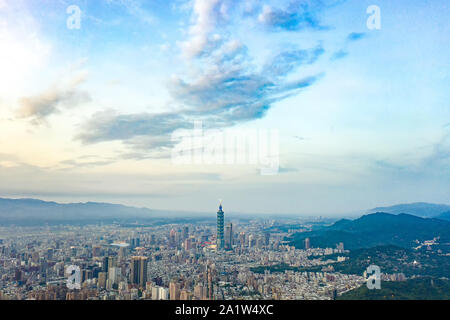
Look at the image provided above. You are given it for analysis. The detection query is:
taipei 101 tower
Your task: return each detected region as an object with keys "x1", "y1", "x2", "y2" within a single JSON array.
[{"x1": 216, "y1": 201, "x2": 224, "y2": 250}]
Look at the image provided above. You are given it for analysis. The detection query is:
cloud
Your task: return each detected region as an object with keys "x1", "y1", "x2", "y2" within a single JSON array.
[
  {"x1": 424, "y1": 131, "x2": 450, "y2": 168},
  {"x1": 330, "y1": 49, "x2": 348, "y2": 60},
  {"x1": 77, "y1": 0, "x2": 335, "y2": 158},
  {"x1": 180, "y1": 0, "x2": 226, "y2": 58},
  {"x1": 78, "y1": 42, "x2": 323, "y2": 155},
  {"x1": 263, "y1": 46, "x2": 324, "y2": 76},
  {"x1": 257, "y1": 1, "x2": 328, "y2": 31},
  {"x1": 169, "y1": 42, "x2": 324, "y2": 125},
  {"x1": 293, "y1": 135, "x2": 307, "y2": 141},
  {"x1": 278, "y1": 167, "x2": 298, "y2": 173},
  {"x1": 106, "y1": 0, "x2": 156, "y2": 25},
  {"x1": 59, "y1": 159, "x2": 115, "y2": 169},
  {"x1": 347, "y1": 32, "x2": 367, "y2": 41},
  {"x1": 16, "y1": 71, "x2": 91, "y2": 124},
  {"x1": 371, "y1": 130, "x2": 450, "y2": 179},
  {"x1": 77, "y1": 110, "x2": 190, "y2": 147}
]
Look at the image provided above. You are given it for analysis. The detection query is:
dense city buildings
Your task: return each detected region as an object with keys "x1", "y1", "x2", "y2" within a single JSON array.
[
  {"x1": 2, "y1": 205, "x2": 436, "y2": 301},
  {"x1": 0, "y1": 213, "x2": 373, "y2": 301}
]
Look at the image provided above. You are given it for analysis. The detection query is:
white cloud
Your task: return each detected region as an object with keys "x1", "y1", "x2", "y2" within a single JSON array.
[{"x1": 181, "y1": 0, "x2": 224, "y2": 58}]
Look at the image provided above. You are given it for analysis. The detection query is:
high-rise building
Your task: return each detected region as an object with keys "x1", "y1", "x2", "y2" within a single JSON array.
[
  {"x1": 81, "y1": 269, "x2": 93, "y2": 283},
  {"x1": 304, "y1": 237, "x2": 311, "y2": 249},
  {"x1": 107, "y1": 256, "x2": 117, "y2": 273},
  {"x1": 182, "y1": 226, "x2": 189, "y2": 241},
  {"x1": 184, "y1": 238, "x2": 192, "y2": 251},
  {"x1": 169, "y1": 229, "x2": 177, "y2": 248},
  {"x1": 194, "y1": 284, "x2": 203, "y2": 300},
  {"x1": 180, "y1": 289, "x2": 191, "y2": 300},
  {"x1": 216, "y1": 202, "x2": 224, "y2": 250},
  {"x1": 159, "y1": 287, "x2": 169, "y2": 300},
  {"x1": 264, "y1": 232, "x2": 270, "y2": 246},
  {"x1": 102, "y1": 256, "x2": 109, "y2": 272},
  {"x1": 169, "y1": 281, "x2": 181, "y2": 300},
  {"x1": 118, "y1": 246, "x2": 127, "y2": 262},
  {"x1": 248, "y1": 234, "x2": 255, "y2": 248},
  {"x1": 98, "y1": 272, "x2": 107, "y2": 289},
  {"x1": 108, "y1": 267, "x2": 121, "y2": 289},
  {"x1": 239, "y1": 232, "x2": 246, "y2": 247},
  {"x1": 130, "y1": 256, "x2": 148, "y2": 288},
  {"x1": 151, "y1": 286, "x2": 160, "y2": 300},
  {"x1": 207, "y1": 265, "x2": 213, "y2": 300},
  {"x1": 46, "y1": 248, "x2": 54, "y2": 260},
  {"x1": 225, "y1": 223, "x2": 233, "y2": 250},
  {"x1": 92, "y1": 246, "x2": 101, "y2": 257}
]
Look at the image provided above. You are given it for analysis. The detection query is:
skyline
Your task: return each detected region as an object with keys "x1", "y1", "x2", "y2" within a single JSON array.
[{"x1": 0, "y1": 0, "x2": 449, "y2": 215}]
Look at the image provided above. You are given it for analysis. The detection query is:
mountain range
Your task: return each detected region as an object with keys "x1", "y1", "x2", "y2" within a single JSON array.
[
  {"x1": 0, "y1": 197, "x2": 158, "y2": 225},
  {"x1": 289, "y1": 212, "x2": 450, "y2": 250},
  {"x1": 367, "y1": 202, "x2": 450, "y2": 218}
]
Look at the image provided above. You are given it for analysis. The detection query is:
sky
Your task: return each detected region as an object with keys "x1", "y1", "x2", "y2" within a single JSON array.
[{"x1": 0, "y1": 0, "x2": 449, "y2": 215}]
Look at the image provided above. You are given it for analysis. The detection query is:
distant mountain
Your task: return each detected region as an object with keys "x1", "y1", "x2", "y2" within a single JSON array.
[
  {"x1": 367, "y1": 202, "x2": 450, "y2": 218},
  {"x1": 289, "y1": 212, "x2": 450, "y2": 250},
  {"x1": 0, "y1": 197, "x2": 159, "y2": 225},
  {"x1": 436, "y1": 211, "x2": 450, "y2": 221}
]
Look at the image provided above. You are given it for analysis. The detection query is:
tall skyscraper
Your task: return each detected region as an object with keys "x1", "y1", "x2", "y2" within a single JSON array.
[
  {"x1": 130, "y1": 256, "x2": 148, "y2": 288},
  {"x1": 216, "y1": 202, "x2": 224, "y2": 250}
]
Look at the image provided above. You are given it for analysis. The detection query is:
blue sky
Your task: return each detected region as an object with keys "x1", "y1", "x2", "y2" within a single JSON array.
[{"x1": 0, "y1": 0, "x2": 449, "y2": 215}]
